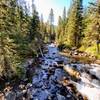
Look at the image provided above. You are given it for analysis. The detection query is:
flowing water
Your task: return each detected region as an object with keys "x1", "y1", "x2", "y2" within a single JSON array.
[{"x1": 32, "y1": 43, "x2": 100, "y2": 100}]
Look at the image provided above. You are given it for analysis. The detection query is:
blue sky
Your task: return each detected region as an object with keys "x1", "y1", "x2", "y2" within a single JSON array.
[{"x1": 26, "y1": 0, "x2": 93, "y2": 25}]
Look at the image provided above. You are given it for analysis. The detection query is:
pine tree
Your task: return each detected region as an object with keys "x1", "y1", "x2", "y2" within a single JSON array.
[
  {"x1": 29, "y1": 11, "x2": 40, "y2": 41},
  {"x1": 56, "y1": 7, "x2": 67, "y2": 46},
  {"x1": 96, "y1": 0, "x2": 100, "y2": 53},
  {"x1": 56, "y1": 16, "x2": 63, "y2": 44},
  {"x1": 49, "y1": 8, "x2": 55, "y2": 41},
  {"x1": 0, "y1": 0, "x2": 47, "y2": 79},
  {"x1": 44, "y1": 21, "x2": 51, "y2": 43},
  {"x1": 0, "y1": 0, "x2": 24, "y2": 78},
  {"x1": 82, "y1": 0, "x2": 100, "y2": 54},
  {"x1": 40, "y1": 14, "x2": 45, "y2": 40},
  {"x1": 62, "y1": 7, "x2": 66, "y2": 23},
  {"x1": 65, "y1": 0, "x2": 83, "y2": 47}
]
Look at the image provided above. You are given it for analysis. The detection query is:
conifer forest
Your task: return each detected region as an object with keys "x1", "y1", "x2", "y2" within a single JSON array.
[{"x1": 0, "y1": 0, "x2": 100, "y2": 100}]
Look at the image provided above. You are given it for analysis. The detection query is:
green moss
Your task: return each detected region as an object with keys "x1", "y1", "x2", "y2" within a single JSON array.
[
  {"x1": 79, "y1": 44, "x2": 100, "y2": 59},
  {"x1": 79, "y1": 46, "x2": 86, "y2": 51},
  {"x1": 85, "y1": 45, "x2": 97, "y2": 54}
]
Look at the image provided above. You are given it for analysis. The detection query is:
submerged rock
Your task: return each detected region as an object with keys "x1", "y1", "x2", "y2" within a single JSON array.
[{"x1": 56, "y1": 93, "x2": 66, "y2": 100}]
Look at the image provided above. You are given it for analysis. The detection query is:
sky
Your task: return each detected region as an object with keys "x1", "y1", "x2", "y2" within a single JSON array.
[
  {"x1": 34, "y1": 0, "x2": 70, "y2": 25},
  {"x1": 26, "y1": 0, "x2": 92, "y2": 25}
]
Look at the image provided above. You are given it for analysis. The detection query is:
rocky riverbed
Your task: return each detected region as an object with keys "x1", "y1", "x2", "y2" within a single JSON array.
[
  {"x1": 32, "y1": 43, "x2": 83, "y2": 100},
  {"x1": 0, "y1": 43, "x2": 100, "y2": 100},
  {"x1": 31, "y1": 43, "x2": 100, "y2": 100}
]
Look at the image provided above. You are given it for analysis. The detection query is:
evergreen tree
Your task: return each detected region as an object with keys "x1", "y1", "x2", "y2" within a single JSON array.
[
  {"x1": 65, "y1": 0, "x2": 83, "y2": 47},
  {"x1": 40, "y1": 14, "x2": 45, "y2": 40},
  {"x1": 56, "y1": 16, "x2": 63, "y2": 44},
  {"x1": 56, "y1": 7, "x2": 67, "y2": 45},
  {"x1": 29, "y1": 10, "x2": 40, "y2": 41},
  {"x1": 62, "y1": 7, "x2": 66, "y2": 22},
  {"x1": 44, "y1": 21, "x2": 51, "y2": 42},
  {"x1": 82, "y1": 0, "x2": 100, "y2": 54},
  {"x1": 49, "y1": 8, "x2": 55, "y2": 41},
  {"x1": 0, "y1": 0, "x2": 24, "y2": 78},
  {"x1": 96, "y1": 0, "x2": 100, "y2": 53}
]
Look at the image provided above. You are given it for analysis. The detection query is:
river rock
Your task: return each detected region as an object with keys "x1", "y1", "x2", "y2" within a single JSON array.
[
  {"x1": 32, "y1": 43, "x2": 100, "y2": 100},
  {"x1": 0, "y1": 92, "x2": 5, "y2": 100},
  {"x1": 92, "y1": 79, "x2": 100, "y2": 88},
  {"x1": 5, "y1": 91, "x2": 16, "y2": 100},
  {"x1": 56, "y1": 93, "x2": 66, "y2": 100}
]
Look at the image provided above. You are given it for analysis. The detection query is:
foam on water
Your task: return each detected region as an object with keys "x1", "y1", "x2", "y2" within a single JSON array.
[{"x1": 76, "y1": 83, "x2": 100, "y2": 100}]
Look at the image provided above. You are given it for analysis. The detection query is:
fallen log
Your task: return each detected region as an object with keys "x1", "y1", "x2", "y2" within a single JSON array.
[{"x1": 63, "y1": 65, "x2": 80, "y2": 79}]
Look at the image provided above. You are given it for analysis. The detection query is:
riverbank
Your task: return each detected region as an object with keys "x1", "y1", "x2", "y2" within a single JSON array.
[
  {"x1": 60, "y1": 51, "x2": 100, "y2": 64},
  {"x1": 0, "y1": 56, "x2": 42, "y2": 100}
]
